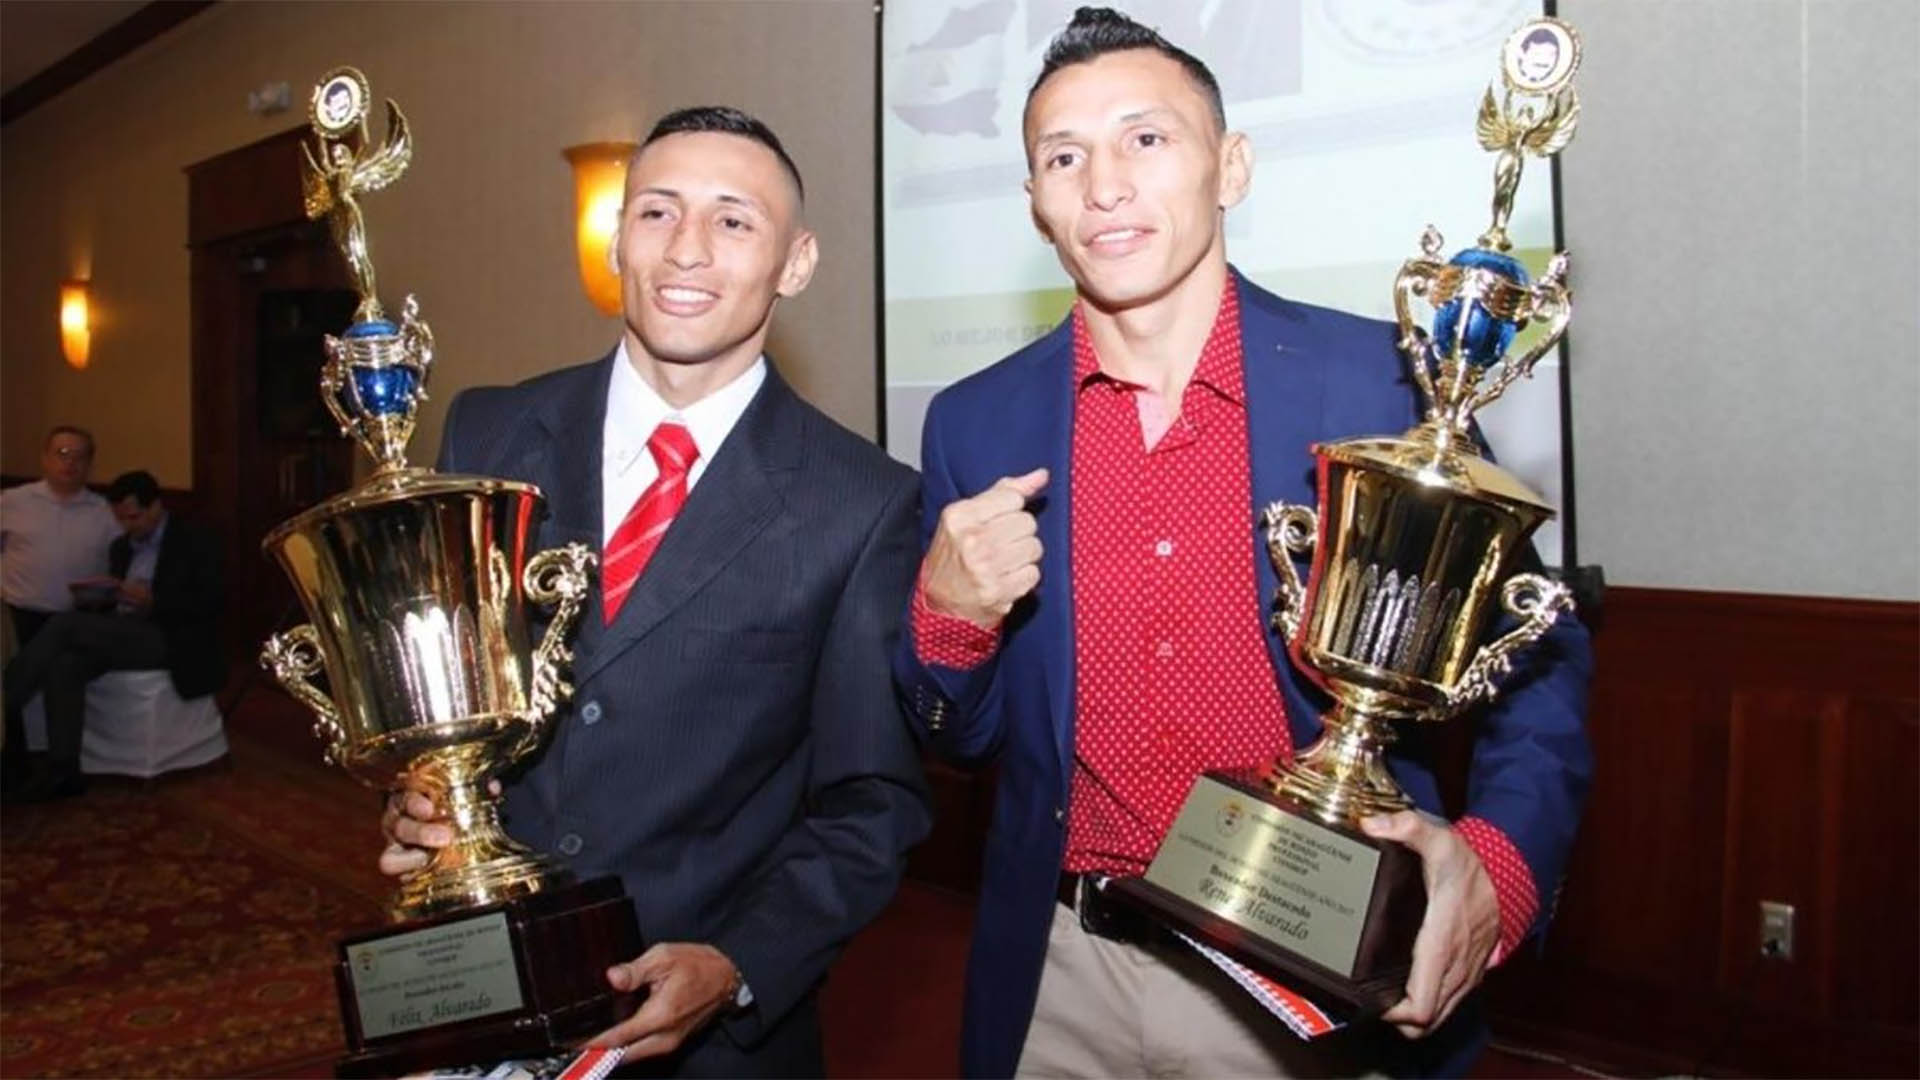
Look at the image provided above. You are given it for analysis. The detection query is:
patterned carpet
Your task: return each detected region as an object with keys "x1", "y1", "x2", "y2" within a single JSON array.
[{"x1": 0, "y1": 708, "x2": 391, "y2": 1079}]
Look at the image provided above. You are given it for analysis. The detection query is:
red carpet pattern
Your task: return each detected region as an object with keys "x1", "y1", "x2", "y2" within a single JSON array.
[{"x1": 1, "y1": 724, "x2": 391, "y2": 1078}]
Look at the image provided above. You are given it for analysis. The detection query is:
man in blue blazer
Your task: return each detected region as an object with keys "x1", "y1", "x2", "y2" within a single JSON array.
[
  {"x1": 894, "y1": 9, "x2": 1592, "y2": 1077},
  {"x1": 384, "y1": 107, "x2": 930, "y2": 1076}
]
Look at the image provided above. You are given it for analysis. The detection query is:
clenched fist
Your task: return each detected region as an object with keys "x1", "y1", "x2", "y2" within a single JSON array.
[{"x1": 921, "y1": 468, "x2": 1048, "y2": 629}]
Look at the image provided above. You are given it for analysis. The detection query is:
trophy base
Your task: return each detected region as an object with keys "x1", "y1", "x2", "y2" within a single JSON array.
[
  {"x1": 333, "y1": 876, "x2": 643, "y2": 1078},
  {"x1": 1105, "y1": 769, "x2": 1425, "y2": 1015}
]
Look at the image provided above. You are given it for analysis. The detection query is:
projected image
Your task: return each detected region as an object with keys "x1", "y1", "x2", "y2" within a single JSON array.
[{"x1": 882, "y1": 0, "x2": 1566, "y2": 560}]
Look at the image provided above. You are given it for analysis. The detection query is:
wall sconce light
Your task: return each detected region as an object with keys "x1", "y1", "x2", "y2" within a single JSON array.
[
  {"x1": 60, "y1": 280, "x2": 90, "y2": 369},
  {"x1": 563, "y1": 141, "x2": 637, "y2": 317}
]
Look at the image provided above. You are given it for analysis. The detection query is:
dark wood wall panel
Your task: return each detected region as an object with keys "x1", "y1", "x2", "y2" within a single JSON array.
[{"x1": 1487, "y1": 586, "x2": 1919, "y2": 1079}]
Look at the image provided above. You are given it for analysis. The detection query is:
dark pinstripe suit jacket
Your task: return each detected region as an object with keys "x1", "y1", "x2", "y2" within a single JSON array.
[{"x1": 438, "y1": 354, "x2": 931, "y2": 1077}]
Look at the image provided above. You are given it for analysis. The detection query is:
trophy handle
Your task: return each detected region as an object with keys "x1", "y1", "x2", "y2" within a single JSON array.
[
  {"x1": 520, "y1": 542, "x2": 596, "y2": 735},
  {"x1": 1436, "y1": 572, "x2": 1575, "y2": 718},
  {"x1": 1468, "y1": 253, "x2": 1572, "y2": 415},
  {"x1": 1262, "y1": 502, "x2": 1319, "y2": 641},
  {"x1": 1392, "y1": 235, "x2": 1447, "y2": 415},
  {"x1": 317, "y1": 337, "x2": 356, "y2": 438},
  {"x1": 260, "y1": 624, "x2": 348, "y2": 764}
]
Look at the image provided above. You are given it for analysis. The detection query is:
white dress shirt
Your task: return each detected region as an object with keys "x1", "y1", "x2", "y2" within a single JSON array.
[
  {"x1": 600, "y1": 341, "x2": 767, "y2": 547},
  {"x1": 0, "y1": 480, "x2": 120, "y2": 613}
]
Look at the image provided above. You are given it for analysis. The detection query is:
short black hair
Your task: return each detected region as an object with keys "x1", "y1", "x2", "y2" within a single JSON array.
[
  {"x1": 106, "y1": 470, "x2": 160, "y2": 507},
  {"x1": 1026, "y1": 7, "x2": 1225, "y2": 132},
  {"x1": 45, "y1": 424, "x2": 95, "y2": 457},
  {"x1": 640, "y1": 106, "x2": 804, "y2": 201},
  {"x1": 1522, "y1": 27, "x2": 1560, "y2": 51}
]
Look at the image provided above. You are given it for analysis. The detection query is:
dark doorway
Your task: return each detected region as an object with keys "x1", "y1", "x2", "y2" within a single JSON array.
[{"x1": 187, "y1": 129, "x2": 356, "y2": 661}]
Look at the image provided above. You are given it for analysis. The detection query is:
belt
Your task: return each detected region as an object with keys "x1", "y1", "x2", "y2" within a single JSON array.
[{"x1": 1056, "y1": 871, "x2": 1177, "y2": 948}]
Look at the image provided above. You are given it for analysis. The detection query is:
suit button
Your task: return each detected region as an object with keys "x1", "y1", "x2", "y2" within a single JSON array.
[
  {"x1": 580, "y1": 701, "x2": 603, "y2": 725},
  {"x1": 557, "y1": 833, "x2": 583, "y2": 856},
  {"x1": 1053, "y1": 806, "x2": 1065, "y2": 824}
]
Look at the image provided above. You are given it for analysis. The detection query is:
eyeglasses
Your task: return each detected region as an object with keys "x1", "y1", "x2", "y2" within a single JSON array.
[{"x1": 49, "y1": 447, "x2": 92, "y2": 461}]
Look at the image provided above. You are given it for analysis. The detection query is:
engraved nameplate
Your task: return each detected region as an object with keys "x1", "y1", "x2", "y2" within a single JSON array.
[
  {"x1": 344, "y1": 911, "x2": 525, "y2": 1040},
  {"x1": 1144, "y1": 775, "x2": 1379, "y2": 977}
]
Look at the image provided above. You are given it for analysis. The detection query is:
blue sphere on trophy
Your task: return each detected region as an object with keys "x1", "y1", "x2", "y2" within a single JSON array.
[{"x1": 300, "y1": 65, "x2": 433, "y2": 473}]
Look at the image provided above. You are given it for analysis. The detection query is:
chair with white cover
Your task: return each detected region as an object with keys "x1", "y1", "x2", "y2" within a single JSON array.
[{"x1": 21, "y1": 670, "x2": 227, "y2": 779}]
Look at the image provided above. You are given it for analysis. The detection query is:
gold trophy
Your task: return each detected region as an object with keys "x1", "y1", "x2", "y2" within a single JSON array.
[
  {"x1": 260, "y1": 68, "x2": 638, "y2": 1076},
  {"x1": 1110, "y1": 19, "x2": 1583, "y2": 1012}
]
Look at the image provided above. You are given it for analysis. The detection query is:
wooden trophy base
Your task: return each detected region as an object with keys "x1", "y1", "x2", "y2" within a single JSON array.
[
  {"x1": 1105, "y1": 769, "x2": 1425, "y2": 1015},
  {"x1": 333, "y1": 875, "x2": 643, "y2": 1078}
]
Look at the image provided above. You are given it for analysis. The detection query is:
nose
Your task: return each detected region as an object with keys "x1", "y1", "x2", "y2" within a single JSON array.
[
  {"x1": 1083, "y1": 147, "x2": 1132, "y2": 213},
  {"x1": 664, "y1": 216, "x2": 711, "y2": 271}
]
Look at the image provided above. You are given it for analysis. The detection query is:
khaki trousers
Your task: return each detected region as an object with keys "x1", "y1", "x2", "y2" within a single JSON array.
[{"x1": 1015, "y1": 900, "x2": 1389, "y2": 1079}]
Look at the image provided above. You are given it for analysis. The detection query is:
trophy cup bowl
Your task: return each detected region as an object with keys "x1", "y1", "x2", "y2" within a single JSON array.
[
  {"x1": 1106, "y1": 17, "x2": 1586, "y2": 1016},
  {"x1": 262, "y1": 473, "x2": 592, "y2": 920}
]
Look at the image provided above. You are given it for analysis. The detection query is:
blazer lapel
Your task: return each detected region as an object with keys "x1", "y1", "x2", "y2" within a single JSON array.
[
  {"x1": 524, "y1": 352, "x2": 612, "y2": 659},
  {"x1": 1236, "y1": 271, "x2": 1330, "y2": 750},
  {"x1": 1013, "y1": 325, "x2": 1079, "y2": 789},
  {"x1": 572, "y1": 366, "x2": 792, "y2": 686}
]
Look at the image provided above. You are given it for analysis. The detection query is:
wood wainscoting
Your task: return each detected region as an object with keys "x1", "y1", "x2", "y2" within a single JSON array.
[{"x1": 1483, "y1": 586, "x2": 1918, "y2": 1078}]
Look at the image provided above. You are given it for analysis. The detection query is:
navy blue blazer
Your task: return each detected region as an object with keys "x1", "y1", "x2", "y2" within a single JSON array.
[
  {"x1": 440, "y1": 356, "x2": 931, "y2": 1077},
  {"x1": 893, "y1": 272, "x2": 1594, "y2": 1078}
]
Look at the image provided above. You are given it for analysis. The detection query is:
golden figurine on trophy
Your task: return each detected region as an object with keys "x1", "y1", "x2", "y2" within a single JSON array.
[
  {"x1": 259, "y1": 67, "x2": 639, "y2": 1076},
  {"x1": 1110, "y1": 18, "x2": 1583, "y2": 1012}
]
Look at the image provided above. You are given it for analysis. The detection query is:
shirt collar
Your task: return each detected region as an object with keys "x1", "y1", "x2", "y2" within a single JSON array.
[
  {"x1": 1071, "y1": 276, "x2": 1245, "y2": 406},
  {"x1": 604, "y1": 339, "x2": 767, "y2": 473},
  {"x1": 133, "y1": 511, "x2": 169, "y2": 552}
]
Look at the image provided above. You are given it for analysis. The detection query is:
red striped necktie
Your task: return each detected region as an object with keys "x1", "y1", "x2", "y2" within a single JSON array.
[{"x1": 601, "y1": 420, "x2": 698, "y2": 624}]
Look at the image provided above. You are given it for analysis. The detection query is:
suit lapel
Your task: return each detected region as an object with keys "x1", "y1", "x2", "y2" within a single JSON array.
[
  {"x1": 1236, "y1": 271, "x2": 1330, "y2": 750},
  {"x1": 526, "y1": 353, "x2": 613, "y2": 660},
  {"x1": 1011, "y1": 324, "x2": 1079, "y2": 790},
  {"x1": 573, "y1": 366, "x2": 793, "y2": 686}
]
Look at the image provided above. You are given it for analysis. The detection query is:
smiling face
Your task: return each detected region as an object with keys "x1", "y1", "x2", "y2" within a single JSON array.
[
  {"x1": 1023, "y1": 49, "x2": 1248, "y2": 314},
  {"x1": 613, "y1": 131, "x2": 816, "y2": 379}
]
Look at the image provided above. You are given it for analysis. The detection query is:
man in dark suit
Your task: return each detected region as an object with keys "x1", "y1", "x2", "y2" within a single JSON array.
[
  {"x1": 382, "y1": 107, "x2": 930, "y2": 1076},
  {"x1": 893, "y1": 9, "x2": 1591, "y2": 1077},
  {"x1": 3, "y1": 469, "x2": 224, "y2": 802}
]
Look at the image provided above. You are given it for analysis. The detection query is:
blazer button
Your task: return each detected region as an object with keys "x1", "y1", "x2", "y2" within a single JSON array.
[
  {"x1": 580, "y1": 701, "x2": 603, "y2": 725},
  {"x1": 1053, "y1": 806, "x2": 1065, "y2": 824},
  {"x1": 557, "y1": 833, "x2": 584, "y2": 856}
]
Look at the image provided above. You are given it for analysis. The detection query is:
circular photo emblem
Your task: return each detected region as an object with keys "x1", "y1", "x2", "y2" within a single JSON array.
[
  {"x1": 1215, "y1": 800, "x2": 1246, "y2": 838},
  {"x1": 311, "y1": 67, "x2": 370, "y2": 136},
  {"x1": 1501, "y1": 18, "x2": 1580, "y2": 95}
]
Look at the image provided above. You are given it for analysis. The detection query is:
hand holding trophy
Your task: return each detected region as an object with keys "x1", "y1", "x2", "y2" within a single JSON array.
[
  {"x1": 1109, "y1": 18, "x2": 1583, "y2": 1014},
  {"x1": 259, "y1": 68, "x2": 639, "y2": 1076}
]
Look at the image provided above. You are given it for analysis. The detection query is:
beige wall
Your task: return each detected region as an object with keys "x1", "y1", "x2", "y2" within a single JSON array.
[
  {"x1": 1, "y1": 0, "x2": 878, "y2": 487},
  {"x1": 1560, "y1": 0, "x2": 1918, "y2": 600}
]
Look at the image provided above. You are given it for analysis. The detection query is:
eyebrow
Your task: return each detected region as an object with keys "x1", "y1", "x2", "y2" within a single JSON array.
[
  {"x1": 630, "y1": 185, "x2": 771, "y2": 216},
  {"x1": 1033, "y1": 106, "x2": 1182, "y2": 148}
]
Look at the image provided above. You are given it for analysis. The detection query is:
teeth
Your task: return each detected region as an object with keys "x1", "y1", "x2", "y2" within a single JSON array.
[
  {"x1": 1093, "y1": 229, "x2": 1142, "y2": 243},
  {"x1": 661, "y1": 287, "x2": 714, "y2": 302}
]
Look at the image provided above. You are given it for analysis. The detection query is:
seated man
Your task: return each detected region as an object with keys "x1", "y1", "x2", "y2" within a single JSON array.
[
  {"x1": 3, "y1": 470, "x2": 224, "y2": 802},
  {"x1": 0, "y1": 425, "x2": 121, "y2": 780}
]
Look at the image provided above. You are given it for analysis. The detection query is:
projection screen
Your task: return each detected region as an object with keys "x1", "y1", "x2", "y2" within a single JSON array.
[{"x1": 880, "y1": 0, "x2": 1568, "y2": 562}]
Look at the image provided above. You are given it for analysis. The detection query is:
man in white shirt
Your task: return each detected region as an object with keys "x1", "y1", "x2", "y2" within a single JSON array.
[
  {"x1": 0, "y1": 427, "x2": 119, "y2": 643},
  {"x1": 1, "y1": 426, "x2": 119, "y2": 781}
]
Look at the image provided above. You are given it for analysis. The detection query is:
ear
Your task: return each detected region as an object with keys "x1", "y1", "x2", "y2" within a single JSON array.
[
  {"x1": 777, "y1": 228, "x2": 818, "y2": 298},
  {"x1": 1217, "y1": 130, "x2": 1252, "y2": 210}
]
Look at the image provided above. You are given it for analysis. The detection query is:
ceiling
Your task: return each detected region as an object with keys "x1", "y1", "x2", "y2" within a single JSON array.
[{"x1": 1, "y1": 1, "x2": 150, "y2": 95}]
